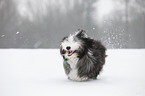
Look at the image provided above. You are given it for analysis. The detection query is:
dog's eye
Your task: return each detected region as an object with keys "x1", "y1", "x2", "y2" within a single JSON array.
[{"x1": 62, "y1": 49, "x2": 66, "y2": 54}]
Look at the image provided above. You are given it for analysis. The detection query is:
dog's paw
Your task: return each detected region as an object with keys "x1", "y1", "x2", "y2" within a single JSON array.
[{"x1": 79, "y1": 77, "x2": 88, "y2": 82}]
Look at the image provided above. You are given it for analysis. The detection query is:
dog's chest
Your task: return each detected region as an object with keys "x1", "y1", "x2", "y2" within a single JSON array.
[
  {"x1": 67, "y1": 57, "x2": 80, "y2": 80},
  {"x1": 67, "y1": 57, "x2": 78, "y2": 69}
]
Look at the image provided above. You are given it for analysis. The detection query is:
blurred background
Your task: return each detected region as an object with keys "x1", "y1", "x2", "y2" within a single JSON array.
[{"x1": 0, "y1": 0, "x2": 145, "y2": 49}]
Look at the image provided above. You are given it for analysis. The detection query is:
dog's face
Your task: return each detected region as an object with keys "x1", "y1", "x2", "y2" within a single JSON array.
[
  {"x1": 60, "y1": 34, "x2": 81, "y2": 59},
  {"x1": 60, "y1": 30, "x2": 87, "y2": 60}
]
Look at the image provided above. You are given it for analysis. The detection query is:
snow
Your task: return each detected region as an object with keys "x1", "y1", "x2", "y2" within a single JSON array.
[
  {"x1": 0, "y1": 49, "x2": 145, "y2": 96},
  {"x1": 16, "y1": 32, "x2": 20, "y2": 34},
  {"x1": 1, "y1": 35, "x2": 5, "y2": 37}
]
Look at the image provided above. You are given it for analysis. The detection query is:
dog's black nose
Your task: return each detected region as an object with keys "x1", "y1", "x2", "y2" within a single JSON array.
[{"x1": 66, "y1": 46, "x2": 71, "y2": 50}]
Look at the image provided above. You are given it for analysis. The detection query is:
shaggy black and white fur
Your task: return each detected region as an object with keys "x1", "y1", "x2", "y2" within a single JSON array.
[{"x1": 60, "y1": 30, "x2": 106, "y2": 81}]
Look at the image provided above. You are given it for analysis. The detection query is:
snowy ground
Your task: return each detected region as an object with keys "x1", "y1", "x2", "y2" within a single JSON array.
[{"x1": 0, "y1": 49, "x2": 145, "y2": 96}]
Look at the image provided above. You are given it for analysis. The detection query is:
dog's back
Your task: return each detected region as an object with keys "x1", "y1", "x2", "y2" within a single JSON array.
[{"x1": 77, "y1": 38, "x2": 106, "y2": 79}]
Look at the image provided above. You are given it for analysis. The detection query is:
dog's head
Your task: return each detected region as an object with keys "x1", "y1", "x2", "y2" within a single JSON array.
[{"x1": 60, "y1": 30, "x2": 88, "y2": 60}]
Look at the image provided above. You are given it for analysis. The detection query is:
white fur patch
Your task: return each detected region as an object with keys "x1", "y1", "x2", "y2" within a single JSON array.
[
  {"x1": 67, "y1": 56, "x2": 88, "y2": 81},
  {"x1": 67, "y1": 53, "x2": 80, "y2": 81}
]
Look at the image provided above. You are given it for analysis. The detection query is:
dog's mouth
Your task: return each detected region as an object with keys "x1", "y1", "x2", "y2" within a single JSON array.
[
  {"x1": 67, "y1": 50, "x2": 74, "y2": 56},
  {"x1": 61, "y1": 49, "x2": 76, "y2": 57}
]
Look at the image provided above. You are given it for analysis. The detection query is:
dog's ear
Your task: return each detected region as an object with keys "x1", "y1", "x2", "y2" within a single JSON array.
[
  {"x1": 61, "y1": 36, "x2": 68, "y2": 42},
  {"x1": 76, "y1": 29, "x2": 88, "y2": 38}
]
